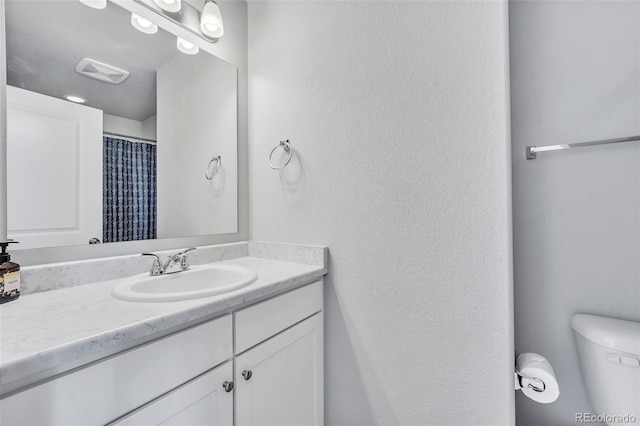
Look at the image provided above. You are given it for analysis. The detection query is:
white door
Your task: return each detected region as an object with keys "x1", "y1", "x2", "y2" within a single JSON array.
[
  {"x1": 6, "y1": 86, "x2": 103, "y2": 249},
  {"x1": 235, "y1": 313, "x2": 324, "y2": 426},
  {"x1": 111, "y1": 362, "x2": 234, "y2": 426}
]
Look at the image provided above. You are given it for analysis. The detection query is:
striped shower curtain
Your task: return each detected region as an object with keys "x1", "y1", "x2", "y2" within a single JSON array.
[{"x1": 103, "y1": 137, "x2": 157, "y2": 243}]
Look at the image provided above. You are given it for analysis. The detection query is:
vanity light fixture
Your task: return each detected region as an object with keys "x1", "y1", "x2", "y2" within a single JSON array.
[
  {"x1": 131, "y1": 13, "x2": 158, "y2": 34},
  {"x1": 64, "y1": 95, "x2": 87, "y2": 104},
  {"x1": 78, "y1": 0, "x2": 107, "y2": 9},
  {"x1": 200, "y1": 0, "x2": 224, "y2": 39},
  {"x1": 153, "y1": 0, "x2": 181, "y2": 13},
  {"x1": 176, "y1": 37, "x2": 199, "y2": 55}
]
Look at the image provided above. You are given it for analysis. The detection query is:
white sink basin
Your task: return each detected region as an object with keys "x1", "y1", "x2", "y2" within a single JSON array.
[{"x1": 111, "y1": 264, "x2": 258, "y2": 302}]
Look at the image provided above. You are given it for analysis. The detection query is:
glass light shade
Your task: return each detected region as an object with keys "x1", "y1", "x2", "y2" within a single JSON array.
[
  {"x1": 176, "y1": 37, "x2": 199, "y2": 55},
  {"x1": 153, "y1": 0, "x2": 181, "y2": 13},
  {"x1": 131, "y1": 13, "x2": 158, "y2": 34},
  {"x1": 78, "y1": 0, "x2": 107, "y2": 9},
  {"x1": 200, "y1": 1, "x2": 224, "y2": 38}
]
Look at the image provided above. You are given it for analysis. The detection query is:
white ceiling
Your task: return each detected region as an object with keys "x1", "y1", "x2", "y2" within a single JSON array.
[{"x1": 5, "y1": 0, "x2": 180, "y2": 122}]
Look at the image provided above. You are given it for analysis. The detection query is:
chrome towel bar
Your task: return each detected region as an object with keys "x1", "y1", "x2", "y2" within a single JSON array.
[{"x1": 526, "y1": 135, "x2": 640, "y2": 160}]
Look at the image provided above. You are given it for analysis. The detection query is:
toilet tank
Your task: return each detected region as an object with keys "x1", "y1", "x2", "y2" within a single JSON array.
[{"x1": 572, "y1": 314, "x2": 640, "y2": 424}]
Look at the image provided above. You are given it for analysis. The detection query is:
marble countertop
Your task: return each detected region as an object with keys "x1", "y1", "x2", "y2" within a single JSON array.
[{"x1": 0, "y1": 255, "x2": 326, "y2": 396}]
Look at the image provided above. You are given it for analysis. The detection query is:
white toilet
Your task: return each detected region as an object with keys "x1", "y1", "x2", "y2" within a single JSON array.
[{"x1": 572, "y1": 314, "x2": 640, "y2": 424}]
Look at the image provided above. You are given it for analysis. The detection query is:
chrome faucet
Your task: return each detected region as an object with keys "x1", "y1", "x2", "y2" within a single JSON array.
[{"x1": 142, "y1": 248, "x2": 196, "y2": 276}]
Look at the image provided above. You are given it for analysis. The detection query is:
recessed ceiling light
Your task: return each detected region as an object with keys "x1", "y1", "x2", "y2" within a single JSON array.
[
  {"x1": 153, "y1": 0, "x2": 181, "y2": 13},
  {"x1": 78, "y1": 0, "x2": 107, "y2": 10},
  {"x1": 64, "y1": 95, "x2": 87, "y2": 104},
  {"x1": 131, "y1": 13, "x2": 158, "y2": 34},
  {"x1": 200, "y1": 0, "x2": 224, "y2": 39},
  {"x1": 176, "y1": 37, "x2": 199, "y2": 55}
]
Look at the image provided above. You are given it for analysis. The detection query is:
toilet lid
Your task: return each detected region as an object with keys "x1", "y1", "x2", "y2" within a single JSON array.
[{"x1": 572, "y1": 314, "x2": 640, "y2": 355}]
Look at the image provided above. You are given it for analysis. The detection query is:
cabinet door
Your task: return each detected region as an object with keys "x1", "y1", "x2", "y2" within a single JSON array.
[
  {"x1": 111, "y1": 362, "x2": 233, "y2": 426},
  {"x1": 235, "y1": 313, "x2": 323, "y2": 426}
]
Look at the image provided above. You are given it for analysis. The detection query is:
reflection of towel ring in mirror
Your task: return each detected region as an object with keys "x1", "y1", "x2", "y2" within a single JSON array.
[
  {"x1": 205, "y1": 155, "x2": 221, "y2": 180},
  {"x1": 268, "y1": 140, "x2": 293, "y2": 170}
]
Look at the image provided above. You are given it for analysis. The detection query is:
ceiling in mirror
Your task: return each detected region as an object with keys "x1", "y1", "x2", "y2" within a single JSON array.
[{"x1": 6, "y1": 0, "x2": 177, "y2": 121}]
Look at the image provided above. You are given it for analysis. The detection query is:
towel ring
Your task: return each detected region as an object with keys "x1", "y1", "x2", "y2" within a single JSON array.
[
  {"x1": 268, "y1": 140, "x2": 293, "y2": 170},
  {"x1": 205, "y1": 155, "x2": 221, "y2": 180}
]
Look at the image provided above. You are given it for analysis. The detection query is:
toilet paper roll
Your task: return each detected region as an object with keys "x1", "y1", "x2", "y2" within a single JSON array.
[{"x1": 516, "y1": 353, "x2": 560, "y2": 404}]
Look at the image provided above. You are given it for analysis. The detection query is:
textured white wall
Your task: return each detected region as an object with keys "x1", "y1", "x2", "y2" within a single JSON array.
[
  {"x1": 142, "y1": 115, "x2": 157, "y2": 140},
  {"x1": 103, "y1": 114, "x2": 143, "y2": 138},
  {"x1": 248, "y1": 1, "x2": 514, "y2": 424},
  {"x1": 510, "y1": 1, "x2": 640, "y2": 425},
  {"x1": 157, "y1": 52, "x2": 238, "y2": 238}
]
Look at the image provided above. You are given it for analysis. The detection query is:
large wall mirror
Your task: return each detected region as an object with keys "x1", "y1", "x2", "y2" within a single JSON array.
[{"x1": 4, "y1": 0, "x2": 238, "y2": 251}]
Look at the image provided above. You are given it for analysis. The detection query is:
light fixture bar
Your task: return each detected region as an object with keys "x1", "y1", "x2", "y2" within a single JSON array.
[{"x1": 128, "y1": 0, "x2": 219, "y2": 43}]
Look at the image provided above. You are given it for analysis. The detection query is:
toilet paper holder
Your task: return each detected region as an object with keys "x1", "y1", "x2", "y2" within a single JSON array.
[
  {"x1": 515, "y1": 351, "x2": 547, "y2": 393},
  {"x1": 515, "y1": 371, "x2": 546, "y2": 393},
  {"x1": 514, "y1": 352, "x2": 560, "y2": 403}
]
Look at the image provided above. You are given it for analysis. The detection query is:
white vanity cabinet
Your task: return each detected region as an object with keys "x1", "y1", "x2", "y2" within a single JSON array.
[
  {"x1": 234, "y1": 314, "x2": 323, "y2": 426},
  {"x1": 0, "y1": 315, "x2": 233, "y2": 426},
  {"x1": 233, "y1": 281, "x2": 324, "y2": 426},
  {"x1": 0, "y1": 280, "x2": 323, "y2": 426}
]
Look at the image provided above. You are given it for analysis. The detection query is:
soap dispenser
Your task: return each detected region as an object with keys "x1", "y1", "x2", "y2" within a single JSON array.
[{"x1": 0, "y1": 241, "x2": 20, "y2": 304}]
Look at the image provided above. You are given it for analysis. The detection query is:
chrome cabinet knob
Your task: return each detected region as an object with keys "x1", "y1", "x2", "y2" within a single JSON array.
[
  {"x1": 222, "y1": 381, "x2": 234, "y2": 392},
  {"x1": 242, "y1": 370, "x2": 252, "y2": 380}
]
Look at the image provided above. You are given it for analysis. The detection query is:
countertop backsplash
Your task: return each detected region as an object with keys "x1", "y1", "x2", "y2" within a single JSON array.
[
  {"x1": 18, "y1": 241, "x2": 327, "y2": 296},
  {"x1": 18, "y1": 242, "x2": 249, "y2": 295}
]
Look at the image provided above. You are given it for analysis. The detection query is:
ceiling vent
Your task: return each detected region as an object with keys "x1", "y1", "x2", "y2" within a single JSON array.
[{"x1": 74, "y1": 58, "x2": 130, "y2": 85}]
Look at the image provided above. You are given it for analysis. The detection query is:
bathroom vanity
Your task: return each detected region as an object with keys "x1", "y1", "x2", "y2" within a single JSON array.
[{"x1": 0, "y1": 242, "x2": 327, "y2": 426}]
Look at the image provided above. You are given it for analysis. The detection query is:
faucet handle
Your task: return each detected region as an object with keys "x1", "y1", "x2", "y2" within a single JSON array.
[
  {"x1": 141, "y1": 253, "x2": 162, "y2": 276},
  {"x1": 178, "y1": 248, "x2": 196, "y2": 270}
]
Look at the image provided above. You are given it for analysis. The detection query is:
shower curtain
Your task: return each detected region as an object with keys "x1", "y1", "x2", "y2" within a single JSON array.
[{"x1": 103, "y1": 137, "x2": 157, "y2": 242}]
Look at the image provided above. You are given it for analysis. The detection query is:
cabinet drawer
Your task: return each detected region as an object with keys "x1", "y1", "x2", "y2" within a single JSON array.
[
  {"x1": 0, "y1": 315, "x2": 232, "y2": 426},
  {"x1": 234, "y1": 280, "x2": 322, "y2": 354}
]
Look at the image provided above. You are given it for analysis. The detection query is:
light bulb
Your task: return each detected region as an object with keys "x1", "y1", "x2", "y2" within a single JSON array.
[
  {"x1": 131, "y1": 13, "x2": 158, "y2": 34},
  {"x1": 78, "y1": 0, "x2": 107, "y2": 9},
  {"x1": 176, "y1": 37, "x2": 199, "y2": 55},
  {"x1": 153, "y1": 0, "x2": 181, "y2": 13},
  {"x1": 200, "y1": 0, "x2": 224, "y2": 39},
  {"x1": 64, "y1": 95, "x2": 87, "y2": 104},
  {"x1": 203, "y1": 23, "x2": 219, "y2": 33}
]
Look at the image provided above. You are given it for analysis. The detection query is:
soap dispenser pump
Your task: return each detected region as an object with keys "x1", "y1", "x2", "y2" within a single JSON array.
[{"x1": 0, "y1": 241, "x2": 20, "y2": 304}]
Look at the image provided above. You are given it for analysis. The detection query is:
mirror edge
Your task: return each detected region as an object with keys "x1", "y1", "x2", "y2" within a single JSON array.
[
  {"x1": 11, "y1": 233, "x2": 243, "y2": 266},
  {"x1": 1, "y1": 0, "x2": 7, "y2": 244}
]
